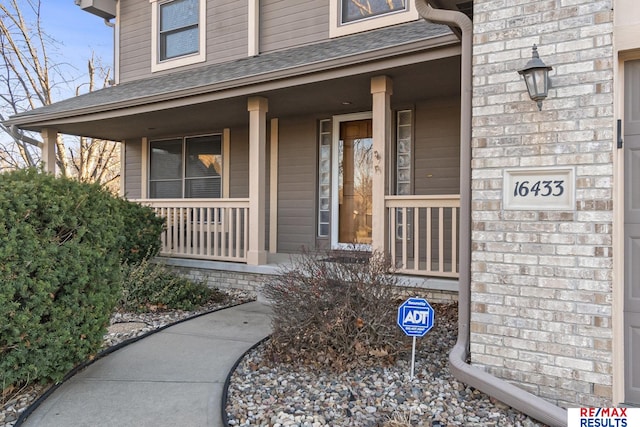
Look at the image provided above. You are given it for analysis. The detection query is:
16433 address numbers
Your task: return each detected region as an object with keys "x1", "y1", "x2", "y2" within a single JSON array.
[
  {"x1": 513, "y1": 180, "x2": 564, "y2": 198},
  {"x1": 503, "y1": 167, "x2": 574, "y2": 210}
]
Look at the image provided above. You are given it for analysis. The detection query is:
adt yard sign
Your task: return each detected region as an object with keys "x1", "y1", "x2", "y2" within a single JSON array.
[
  {"x1": 397, "y1": 297, "x2": 434, "y2": 379},
  {"x1": 397, "y1": 297, "x2": 434, "y2": 337}
]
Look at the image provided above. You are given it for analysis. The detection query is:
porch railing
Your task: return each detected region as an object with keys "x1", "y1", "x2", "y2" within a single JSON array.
[
  {"x1": 386, "y1": 195, "x2": 460, "y2": 278},
  {"x1": 136, "y1": 199, "x2": 250, "y2": 263}
]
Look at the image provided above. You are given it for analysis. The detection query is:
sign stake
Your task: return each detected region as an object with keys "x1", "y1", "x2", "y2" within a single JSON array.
[{"x1": 411, "y1": 336, "x2": 416, "y2": 379}]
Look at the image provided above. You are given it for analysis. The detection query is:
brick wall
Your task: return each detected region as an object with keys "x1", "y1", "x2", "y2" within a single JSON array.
[
  {"x1": 471, "y1": 0, "x2": 614, "y2": 408},
  {"x1": 166, "y1": 264, "x2": 459, "y2": 303}
]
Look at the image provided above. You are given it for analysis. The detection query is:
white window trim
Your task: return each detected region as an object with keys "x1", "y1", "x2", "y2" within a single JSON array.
[
  {"x1": 331, "y1": 111, "x2": 372, "y2": 250},
  {"x1": 329, "y1": 0, "x2": 419, "y2": 38},
  {"x1": 150, "y1": 0, "x2": 206, "y2": 73}
]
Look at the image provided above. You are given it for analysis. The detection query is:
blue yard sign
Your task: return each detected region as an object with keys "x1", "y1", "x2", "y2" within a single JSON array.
[
  {"x1": 397, "y1": 297, "x2": 435, "y2": 379},
  {"x1": 397, "y1": 297, "x2": 434, "y2": 337}
]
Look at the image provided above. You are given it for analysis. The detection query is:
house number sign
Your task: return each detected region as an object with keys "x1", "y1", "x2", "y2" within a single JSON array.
[{"x1": 503, "y1": 167, "x2": 575, "y2": 210}]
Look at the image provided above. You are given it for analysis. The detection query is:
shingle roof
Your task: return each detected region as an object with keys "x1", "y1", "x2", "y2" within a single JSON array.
[{"x1": 9, "y1": 20, "x2": 451, "y2": 122}]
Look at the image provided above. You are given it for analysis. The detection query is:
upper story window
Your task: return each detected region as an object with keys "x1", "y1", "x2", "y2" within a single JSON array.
[
  {"x1": 150, "y1": 0, "x2": 206, "y2": 72},
  {"x1": 160, "y1": 0, "x2": 199, "y2": 60},
  {"x1": 330, "y1": 0, "x2": 419, "y2": 38},
  {"x1": 341, "y1": 0, "x2": 408, "y2": 24}
]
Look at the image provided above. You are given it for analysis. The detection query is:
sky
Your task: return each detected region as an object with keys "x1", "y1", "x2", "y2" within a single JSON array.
[{"x1": 34, "y1": 0, "x2": 114, "y2": 93}]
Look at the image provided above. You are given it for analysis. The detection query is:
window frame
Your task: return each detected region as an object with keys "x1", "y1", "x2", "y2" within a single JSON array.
[
  {"x1": 150, "y1": 0, "x2": 206, "y2": 73},
  {"x1": 329, "y1": 0, "x2": 419, "y2": 38},
  {"x1": 148, "y1": 133, "x2": 223, "y2": 199},
  {"x1": 317, "y1": 119, "x2": 332, "y2": 238}
]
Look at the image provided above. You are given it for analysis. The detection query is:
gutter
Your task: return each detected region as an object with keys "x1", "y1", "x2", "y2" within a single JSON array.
[{"x1": 414, "y1": 2, "x2": 568, "y2": 426}]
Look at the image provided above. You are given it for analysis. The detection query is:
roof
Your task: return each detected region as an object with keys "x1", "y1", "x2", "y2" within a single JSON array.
[{"x1": 7, "y1": 20, "x2": 453, "y2": 126}]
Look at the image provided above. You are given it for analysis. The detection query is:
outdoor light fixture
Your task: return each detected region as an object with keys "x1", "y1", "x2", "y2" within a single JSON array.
[{"x1": 518, "y1": 44, "x2": 552, "y2": 111}]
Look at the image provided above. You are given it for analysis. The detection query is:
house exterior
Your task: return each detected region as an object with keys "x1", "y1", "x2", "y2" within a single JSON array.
[
  {"x1": 5, "y1": 0, "x2": 640, "y2": 425},
  {"x1": 10, "y1": 0, "x2": 465, "y2": 294}
]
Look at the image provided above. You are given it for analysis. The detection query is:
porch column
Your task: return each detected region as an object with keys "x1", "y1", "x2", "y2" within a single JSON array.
[
  {"x1": 370, "y1": 76, "x2": 393, "y2": 253},
  {"x1": 41, "y1": 128, "x2": 57, "y2": 174},
  {"x1": 247, "y1": 96, "x2": 268, "y2": 265}
]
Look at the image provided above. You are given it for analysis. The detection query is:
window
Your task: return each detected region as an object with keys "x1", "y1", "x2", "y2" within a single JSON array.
[
  {"x1": 396, "y1": 110, "x2": 412, "y2": 196},
  {"x1": 151, "y1": 0, "x2": 206, "y2": 72},
  {"x1": 149, "y1": 134, "x2": 222, "y2": 198},
  {"x1": 330, "y1": 0, "x2": 419, "y2": 38},
  {"x1": 396, "y1": 110, "x2": 412, "y2": 240},
  {"x1": 318, "y1": 120, "x2": 332, "y2": 237},
  {"x1": 160, "y1": 0, "x2": 199, "y2": 60},
  {"x1": 341, "y1": 0, "x2": 408, "y2": 24}
]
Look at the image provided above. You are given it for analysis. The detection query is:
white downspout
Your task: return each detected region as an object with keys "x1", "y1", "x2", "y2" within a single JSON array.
[
  {"x1": 103, "y1": 18, "x2": 116, "y2": 85},
  {"x1": 414, "y1": 2, "x2": 568, "y2": 426}
]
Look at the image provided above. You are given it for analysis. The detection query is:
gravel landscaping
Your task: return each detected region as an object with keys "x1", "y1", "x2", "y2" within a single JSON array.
[
  {"x1": 225, "y1": 303, "x2": 548, "y2": 427},
  {"x1": 3, "y1": 296, "x2": 550, "y2": 427},
  {"x1": 0, "y1": 289, "x2": 254, "y2": 427}
]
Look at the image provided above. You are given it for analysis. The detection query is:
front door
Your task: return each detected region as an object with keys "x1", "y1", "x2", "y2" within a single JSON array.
[
  {"x1": 332, "y1": 113, "x2": 373, "y2": 248},
  {"x1": 624, "y1": 59, "x2": 640, "y2": 405}
]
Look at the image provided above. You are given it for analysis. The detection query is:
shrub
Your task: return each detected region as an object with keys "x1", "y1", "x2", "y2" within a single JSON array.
[
  {"x1": 119, "y1": 258, "x2": 225, "y2": 312},
  {"x1": 262, "y1": 249, "x2": 407, "y2": 370},
  {"x1": 116, "y1": 198, "x2": 164, "y2": 265},
  {"x1": 0, "y1": 169, "x2": 124, "y2": 389}
]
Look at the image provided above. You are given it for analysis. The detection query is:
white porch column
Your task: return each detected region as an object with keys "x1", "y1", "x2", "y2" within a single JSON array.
[
  {"x1": 370, "y1": 76, "x2": 393, "y2": 253},
  {"x1": 247, "y1": 96, "x2": 268, "y2": 265},
  {"x1": 41, "y1": 128, "x2": 57, "y2": 174}
]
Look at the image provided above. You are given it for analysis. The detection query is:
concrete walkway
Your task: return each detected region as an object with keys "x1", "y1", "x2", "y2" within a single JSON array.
[{"x1": 20, "y1": 301, "x2": 272, "y2": 427}]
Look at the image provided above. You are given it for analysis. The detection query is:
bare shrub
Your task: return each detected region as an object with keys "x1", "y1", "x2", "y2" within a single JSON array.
[{"x1": 262, "y1": 249, "x2": 408, "y2": 370}]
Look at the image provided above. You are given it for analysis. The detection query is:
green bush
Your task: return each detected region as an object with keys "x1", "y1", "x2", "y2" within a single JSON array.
[
  {"x1": 262, "y1": 249, "x2": 406, "y2": 370},
  {"x1": 116, "y1": 198, "x2": 164, "y2": 264},
  {"x1": 0, "y1": 169, "x2": 125, "y2": 389},
  {"x1": 119, "y1": 258, "x2": 225, "y2": 312}
]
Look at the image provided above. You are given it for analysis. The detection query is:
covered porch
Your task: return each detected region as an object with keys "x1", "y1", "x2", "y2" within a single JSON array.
[{"x1": 8, "y1": 21, "x2": 462, "y2": 281}]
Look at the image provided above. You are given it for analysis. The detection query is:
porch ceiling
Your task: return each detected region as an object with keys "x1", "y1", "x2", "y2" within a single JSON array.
[{"x1": 44, "y1": 55, "x2": 460, "y2": 141}]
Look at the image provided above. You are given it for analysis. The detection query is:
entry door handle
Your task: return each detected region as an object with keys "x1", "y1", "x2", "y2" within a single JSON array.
[{"x1": 618, "y1": 119, "x2": 623, "y2": 149}]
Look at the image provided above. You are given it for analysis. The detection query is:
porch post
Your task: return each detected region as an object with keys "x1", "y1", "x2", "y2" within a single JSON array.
[
  {"x1": 247, "y1": 96, "x2": 268, "y2": 265},
  {"x1": 41, "y1": 128, "x2": 57, "y2": 174},
  {"x1": 370, "y1": 76, "x2": 393, "y2": 253}
]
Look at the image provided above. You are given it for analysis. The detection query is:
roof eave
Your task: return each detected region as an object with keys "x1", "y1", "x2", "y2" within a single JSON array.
[{"x1": 5, "y1": 32, "x2": 460, "y2": 133}]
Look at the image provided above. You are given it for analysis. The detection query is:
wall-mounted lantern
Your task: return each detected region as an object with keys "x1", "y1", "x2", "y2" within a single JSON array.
[{"x1": 518, "y1": 44, "x2": 552, "y2": 111}]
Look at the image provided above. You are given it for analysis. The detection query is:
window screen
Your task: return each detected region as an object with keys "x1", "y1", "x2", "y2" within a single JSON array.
[
  {"x1": 149, "y1": 134, "x2": 222, "y2": 199},
  {"x1": 159, "y1": 0, "x2": 199, "y2": 61},
  {"x1": 341, "y1": 0, "x2": 407, "y2": 24},
  {"x1": 149, "y1": 139, "x2": 182, "y2": 198}
]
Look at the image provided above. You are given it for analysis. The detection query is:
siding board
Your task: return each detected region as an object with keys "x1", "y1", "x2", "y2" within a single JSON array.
[
  {"x1": 277, "y1": 117, "x2": 317, "y2": 253},
  {"x1": 124, "y1": 139, "x2": 142, "y2": 199},
  {"x1": 229, "y1": 128, "x2": 249, "y2": 198},
  {"x1": 119, "y1": 1, "x2": 151, "y2": 82},
  {"x1": 261, "y1": 0, "x2": 329, "y2": 53},
  {"x1": 413, "y1": 98, "x2": 460, "y2": 196}
]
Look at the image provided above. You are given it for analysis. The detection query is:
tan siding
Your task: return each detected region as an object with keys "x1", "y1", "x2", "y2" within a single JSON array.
[
  {"x1": 119, "y1": 0, "x2": 248, "y2": 84},
  {"x1": 208, "y1": 0, "x2": 247, "y2": 64},
  {"x1": 124, "y1": 139, "x2": 142, "y2": 199},
  {"x1": 229, "y1": 128, "x2": 249, "y2": 198},
  {"x1": 413, "y1": 98, "x2": 460, "y2": 195},
  {"x1": 261, "y1": 0, "x2": 329, "y2": 53},
  {"x1": 119, "y1": 1, "x2": 151, "y2": 83},
  {"x1": 409, "y1": 99, "x2": 460, "y2": 268},
  {"x1": 277, "y1": 117, "x2": 317, "y2": 253}
]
